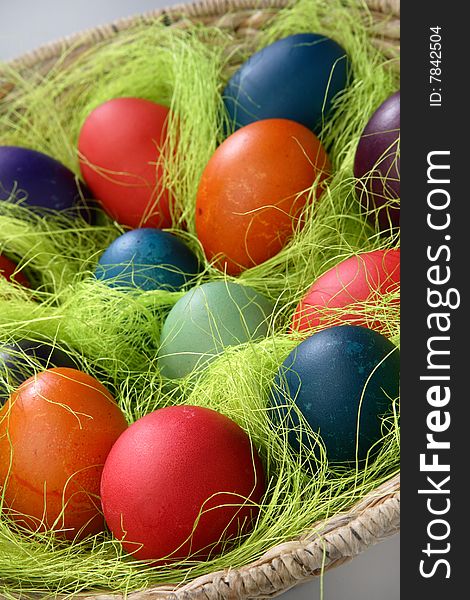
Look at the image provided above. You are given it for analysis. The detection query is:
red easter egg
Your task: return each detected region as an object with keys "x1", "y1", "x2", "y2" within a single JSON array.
[
  {"x1": 0, "y1": 368, "x2": 128, "y2": 539},
  {"x1": 0, "y1": 254, "x2": 29, "y2": 287},
  {"x1": 195, "y1": 119, "x2": 330, "y2": 275},
  {"x1": 78, "y1": 97, "x2": 172, "y2": 228},
  {"x1": 101, "y1": 405, "x2": 265, "y2": 562},
  {"x1": 292, "y1": 249, "x2": 400, "y2": 334}
]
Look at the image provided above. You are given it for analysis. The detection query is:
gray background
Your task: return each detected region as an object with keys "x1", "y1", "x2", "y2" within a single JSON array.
[{"x1": 0, "y1": 1, "x2": 399, "y2": 598}]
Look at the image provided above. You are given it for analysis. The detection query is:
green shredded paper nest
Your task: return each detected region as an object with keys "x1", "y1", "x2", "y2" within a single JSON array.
[{"x1": 0, "y1": 0, "x2": 399, "y2": 596}]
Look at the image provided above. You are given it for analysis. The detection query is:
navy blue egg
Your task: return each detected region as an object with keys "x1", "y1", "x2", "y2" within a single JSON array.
[
  {"x1": 271, "y1": 325, "x2": 399, "y2": 464},
  {"x1": 223, "y1": 33, "x2": 350, "y2": 133},
  {"x1": 0, "y1": 146, "x2": 93, "y2": 220},
  {"x1": 95, "y1": 228, "x2": 200, "y2": 292},
  {"x1": 0, "y1": 340, "x2": 79, "y2": 404}
]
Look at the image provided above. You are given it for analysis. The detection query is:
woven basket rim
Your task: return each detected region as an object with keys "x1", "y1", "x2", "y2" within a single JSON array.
[
  {"x1": 4, "y1": 0, "x2": 400, "y2": 70},
  {"x1": 111, "y1": 474, "x2": 400, "y2": 600},
  {"x1": 0, "y1": 1, "x2": 400, "y2": 598},
  {"x1": 3, "y1": 0, "x2": 289, "y2": 68}
]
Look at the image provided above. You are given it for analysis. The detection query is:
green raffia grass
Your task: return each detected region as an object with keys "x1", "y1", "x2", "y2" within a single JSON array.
[{"x1": 0, "y1": 0, "x2": 399, "y2": 595}]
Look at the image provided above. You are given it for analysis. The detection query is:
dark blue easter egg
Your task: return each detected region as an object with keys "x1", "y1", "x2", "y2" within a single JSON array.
[
  {"x1": 0, "y1": 146, "x2": 93, "y2": 219},
  {"x1": 354, "y1": 91, "x2": 400, "y2": 231},
  {"x1": 0, "y1": 340, "x2": 79, "y2": 404},
  {"x1": 223, "y1": 33, "x2": 350, "y2": 133},
  {"x1": 271, "y1": 325, "x2": 399, "y2": 464},
  {"x1": 95, "y1": 228, "x2": 200, "y2": 292}
]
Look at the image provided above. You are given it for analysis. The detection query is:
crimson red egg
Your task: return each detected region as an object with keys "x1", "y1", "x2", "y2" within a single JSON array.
[
  {"x1": 0, "y1": 368, "x2": 128, "y2": 539},
  {"x1": 195, "y1": 119, "x2": 330, "y2": 275},
  {"x1": 292, "y1": 248, "x2": 400, "y2": 334},
  {"x1": 0, "y1": 254, "x2": 29, "y2": 287},
  {"x1": 100, "y1": 405, "x2": 265, "y2": 562},
  {"x1": 78, "y1": 97, "x2": 172, "y2": 228}
]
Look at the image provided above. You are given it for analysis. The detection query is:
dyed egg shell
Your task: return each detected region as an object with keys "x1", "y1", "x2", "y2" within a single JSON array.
[
  {"x1": 95, "y1": 228, "x2": 200, "y2": 292},
  {"x1": 196, "y1": 119, "x2": 330, "y2": 275},
  {"x1": 0, "y1": 340, "x2": 79, "y2": 405},
  {"x1": 0, "y1": 254, "x2": 30, "y2": 287},
  {"x1": 292, "y1": 249, "x2": 400, "y2": 334},
  {"x1": 223, "y1": 33, "x2": 349, "y2": 133},
  {"x1": 271, "y1": 325, "x2": 399, "y2": 464},
  {"x1": 158, "y1": 281, "x2": 274, "y2": 379},
  {"x1": 0, "y1": 146, "x2": 91, "y2": 218},
  {"x1": 78, "y1": 98, "x2": 172, "y2": 229},
  {"x1": 101, "y1": 405, "x2": 265, "y2": 562},
  {"x1": 354, "y1": 91, "x2": 400, "y2": 230},
  {"x1": 0, "y1": 367, "x2": 127, "y2": 538}
]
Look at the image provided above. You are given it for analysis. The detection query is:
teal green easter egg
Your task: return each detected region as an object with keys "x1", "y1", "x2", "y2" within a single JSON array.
[{"x1": 158, "y1": 281, "x2": 274, "y2": 379}]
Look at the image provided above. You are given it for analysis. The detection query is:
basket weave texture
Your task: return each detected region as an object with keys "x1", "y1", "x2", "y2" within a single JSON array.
[{"x1": 1, "y1": 1, "x2": 400, "y2": 598}]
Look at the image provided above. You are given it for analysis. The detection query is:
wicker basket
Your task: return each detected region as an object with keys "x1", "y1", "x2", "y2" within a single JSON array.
[{"x1": 1, "y1": 1, "x2": 400, "y2": 598}]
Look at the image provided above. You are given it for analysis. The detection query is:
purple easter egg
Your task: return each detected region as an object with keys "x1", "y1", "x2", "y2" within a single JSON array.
[
  {"x1": 0, "y1": 146, "x2": 93, "y2": 219},
  {"x1": 354, "y1": 91, "x2": 400, "y2": 231}
]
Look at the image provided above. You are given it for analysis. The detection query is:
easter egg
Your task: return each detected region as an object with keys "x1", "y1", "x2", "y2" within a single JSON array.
[
  {"x1": 292, "y1": 249, "x2": 400, "y2": 334},
  {"x1": 0, "y1": 254, "x2": 30, "y2": 287},
  {"x1": 354, "y1": 91, "x2": 400, "y2": 230},
  {"x1": 78, "y1": 98, "x2": 172, "y2": 229},
  {"x1": 95, "y1": 228, "x2": 200, "y2": 292},
  {"x1": 100, "y1": 405, "x2": 265, "y2": 562},
  {"x1": 158, "y1": 281, "x2": 274, "y2": 379},
  {"x1": 223, "y1": 33, "x2": 350, "y2": 133},
  {"x1": 0, "y1": 368, "x2": 127, "y2": 538},
  {"x1": 271, "y1": 325, "x2": 399, "y2": 464},
  {"x1": 196, "y1": 119, "x2": 330, "y2": 275},
  {"x1": 0, "y1": 340, "x2": 79, "y2": 404},
  {"x1": 0, "y1": 146, "x2": 91, "y2": 218},
  {"x1": 0, "y1": 340, "x2": 78, "y2": 404}
]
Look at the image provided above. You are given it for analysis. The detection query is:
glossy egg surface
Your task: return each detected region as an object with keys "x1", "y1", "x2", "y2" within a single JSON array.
[
  {"x1": 196, "y1": 119, "x2": 330, "y2": 275},
  {"x1": 0, "y1": 146, "x2": 90, "y2": 216},
  {"x1": 223, "y1": 33, "x2": 349, "y2": 132},
  {"x1": 0, "y1": 367, "x2": 127, "y2": 538},
  {"x1": 354, "y1": 91, "x2": 400, "y2": 230},
  {"x1": 0, "y1": 340, "x2": 79, "y2": 404},
  {"x1": 158, "y1": 281, "x2": 274, "y2": 379},
  {"x1": 95, "y1": 228, "x2": 200, "y2": 291},
  {"x1": 271, "y1": 325, "x2": 399, "y2": 463},
  {"x1": 292, "y1": 249, "x2": 400, "y2": 334},
  {"x1": 100, "y1": 405, "x2": 265, "y2": 562},
  {"x1": 78, "y1": 98, "x2": 172, "y2": 228}
]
